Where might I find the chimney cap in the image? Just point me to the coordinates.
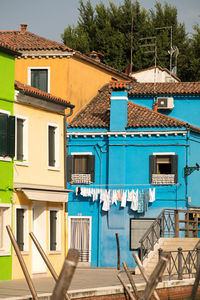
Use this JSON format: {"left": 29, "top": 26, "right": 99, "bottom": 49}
{"left": 20, "top": 24, "right": 27, "bottom": 32}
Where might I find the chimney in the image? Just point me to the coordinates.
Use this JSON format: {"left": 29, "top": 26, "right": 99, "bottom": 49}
{"left": 110, "top": 90, "right": 128, "bottom": 132}
{"left": 20, "top": 24, "right": 27, "bottom": 32}
{"left": 87, "top": 51, "right": 104, "bottom": 62}
{"left": 154, "top": 101, "right": 158, "bottom": 112}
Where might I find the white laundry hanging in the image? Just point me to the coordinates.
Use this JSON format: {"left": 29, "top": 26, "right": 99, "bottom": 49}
{"left": 149, "top": 188, "right": 155, "bottom": 202}
{"left": 130, "top": 189, "right": 139, "bottom": 211}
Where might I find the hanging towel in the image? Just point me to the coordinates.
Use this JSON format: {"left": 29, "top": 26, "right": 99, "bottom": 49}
{"left": 121, "top": 191, "right": 127, "bottom": 207}
{"left": 111, "top": 190, "right": 118, "bottom": 205}
{"left": 149, "top": 188, "right": 155, "bottom": 202}
{"left": 130, "top": 189, "right": 138, "bottom": 211}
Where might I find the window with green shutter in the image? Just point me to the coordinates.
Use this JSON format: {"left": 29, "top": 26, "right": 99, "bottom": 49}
{"left": 0, "top": 113, "right": 15, "bottom": 158}
{"left": 48, "top": 126, "right": 55, "bottom": 167}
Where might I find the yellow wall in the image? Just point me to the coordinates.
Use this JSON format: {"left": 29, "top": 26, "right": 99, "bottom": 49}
{"left": 15, "top": 56, "right": 126, "bottom": 119}
{"left": 14, "top": 102, "right": 64, "bottom": 187}
{"left": 12, "top": 192, "right": 65, "bottom": 279}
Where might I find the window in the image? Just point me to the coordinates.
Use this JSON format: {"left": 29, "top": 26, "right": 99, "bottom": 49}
{"left": 15, "top": 206, "right": 28, "bottom": 252}
{"left": 0, "top": 204, "right": 11, "bottom": 256}
{"left": 28, "top": 67, "right": 50, "bottom": 93}
{"left": 30, "top": 69, "right": 49, "bottom": 92}
{"left": 15, "top": 116, "right": 28, "bottom": 164}
{"left": 48, "top": 123, "right": 59, "bottom": 169}
{"left": 0, "top": 112, "right": 15, "bottom": 158}
{"left": 67, "top": 153, "right": 95, "bottom": 184}
{"left": 49, "top": 208, "right": 61, "bottom": 252}
{"left": 149, "top": 153, "right": 178, "bottom": 185}
{"left": 130, "top": 218, "right": 156, "bottom": 250}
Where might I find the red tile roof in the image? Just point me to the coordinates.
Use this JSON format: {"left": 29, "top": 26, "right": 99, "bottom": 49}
{"left": 128, "top": 82, "right": 200, "bottom": 95}
{"left": 109, "top": 81, "right": 131, "bottom": 90}
{"left": 0, "top": 41, "right": 21, "bottom": 55}
{"left": 0, "top": 31, "right": 72, "bottom": 51}
{"left": 15, "top": 81, "right": 74, "bottom": 108}
{"left": 68, "top": 84, "right": 189, "bottom": 129}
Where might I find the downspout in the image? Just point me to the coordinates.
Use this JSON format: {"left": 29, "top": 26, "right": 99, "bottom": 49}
{"left": 64, "top": 106, "right": 74, "bottom": 256}
{"left": 185, "top": 129, "right": 190, "bottom": 209}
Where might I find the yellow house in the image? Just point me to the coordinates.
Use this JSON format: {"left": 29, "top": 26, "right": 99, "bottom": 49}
{"left": 0, "top": 24, "right": 132, "bottom": 119}
{"left": 12, "top": 80, "right": 74, "bottom": 279}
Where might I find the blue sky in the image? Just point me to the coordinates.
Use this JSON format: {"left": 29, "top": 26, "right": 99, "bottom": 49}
{"left": 0, "top": 0, "right": 199, "bottom": 42}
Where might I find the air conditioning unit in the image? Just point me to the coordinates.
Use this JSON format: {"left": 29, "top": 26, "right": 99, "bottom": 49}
{"left": 157, "top": 97, "right": 174, "bottom": 110}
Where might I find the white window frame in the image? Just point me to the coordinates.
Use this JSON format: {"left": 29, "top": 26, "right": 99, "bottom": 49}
{"left": 49, "top": 207, "right": 61, "bottom": 253}
{"left": 0, "top": 109, "right": 11, "bottom": 162}
{"left": 0, "top": 203, "right": 11, "bottom": 256}
{"left": 68, "top": 216, "right": 92, "bottom": 263}
{"left": 15, "top": 115, "right": 28, "bottom": 166}
{"left": 47, "top": 122, "right": 60, "bottom": 170}
{"left": 28, "top": 67, "right": 50, "bottom": 93}
{"left": 15, "top": 205, "right": 29, "bottom": 253}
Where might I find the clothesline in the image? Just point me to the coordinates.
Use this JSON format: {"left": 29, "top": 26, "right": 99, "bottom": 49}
{"left": 78, "top": 187, "right": 156, "bottom": 213}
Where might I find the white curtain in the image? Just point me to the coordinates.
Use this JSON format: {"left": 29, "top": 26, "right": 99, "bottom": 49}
{"left": 70, "top": 218, "right": 90, "bottom": 262}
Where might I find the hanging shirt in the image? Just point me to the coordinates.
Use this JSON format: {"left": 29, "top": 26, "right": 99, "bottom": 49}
{"left": 130, "top": 189, "right": 138, "bottom": 211}
{"left": 149, "top": 188, "right": 155, "bottom": 202}
{"left": 121, "top": 191, "right": 127, "bottom": 207}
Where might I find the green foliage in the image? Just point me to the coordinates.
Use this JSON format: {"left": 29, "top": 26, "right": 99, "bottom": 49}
{"left": 61, "top": 0, "right": 200, "bottom": 81}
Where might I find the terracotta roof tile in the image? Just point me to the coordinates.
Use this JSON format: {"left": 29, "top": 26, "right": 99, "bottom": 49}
{"left": 128, "top": 82, "right": 200, "bottom": 95}
{"left": 15, "top": 80, "right": 74, "bottom": 108}
{"left": 0, "top": 40, "right": 21, "bottom": 55}
{"left": 68, "top": 84, "right": 189, "bottom": 129}
{"left": 0, "top": 31, "right": 72, "bottom": 51}
{"left": 109, "top": 81, "right": 131, "bottom": 90}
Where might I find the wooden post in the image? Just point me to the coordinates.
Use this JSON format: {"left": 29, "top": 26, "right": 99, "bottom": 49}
{"left": 194, "top": 213, "right": 198, "bottom": 238}
{"left": 178, "top": 248, "right": 183, "bottom": 280}
{"left": 185, "top": 212, "right": 189, "bottom": 237}
{"left": 6, "top": 226, "right": 38, "bottom": 300}
{"left": 174, "top": 210, "right": 179, "bottom": 237}
{"left": 117, "top": 273, "right": 136, "bottom": 300}
{"left": 140, "top": 252, "right": 170, "bottom": 300}
{"left": 51, "top": 249, "right": 79, "bottom": 300}
{"left": 30, "top": 232, "right": 70, "bottom": 300}
{"left": 133, "top": 253, "right": 160, "bottom": 300}
{"left": 115, "top": 233, "right": 120, "bottom": 270}
{"left": 122, "top": 262, "right": 140, "bottom": 300}
{"left": 190, "top": 265, "right": 200, "bottom": 299}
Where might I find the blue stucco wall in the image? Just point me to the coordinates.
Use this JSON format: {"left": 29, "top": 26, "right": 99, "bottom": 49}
{"left": 130, "top": 95, "right": 200, "bottom": 128}
{"left": 67, "top": 130, "right": 190, "bottom": 267}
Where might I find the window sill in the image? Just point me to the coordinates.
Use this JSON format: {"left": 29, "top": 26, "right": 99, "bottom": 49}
{"left": 0, "top": 251, "right": 11, "bottom": 257}
{"left": 48, "top": 166, "right": 60, "bottom": 172}
{"left": 49, "top": 250, "right": 62, "bottom": 255}
{"left": 0, "top": 156, "right": 12, "bottom": 162}
{"left": 15, "top": 161, "right": 29, "bottom": 167}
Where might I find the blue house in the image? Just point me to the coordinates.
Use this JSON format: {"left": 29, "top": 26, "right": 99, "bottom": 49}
{"left": 67, "top": 81, "right": 200, "bottom": 268}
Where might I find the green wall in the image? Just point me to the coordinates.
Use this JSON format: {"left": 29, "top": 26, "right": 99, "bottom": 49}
{"left": 0, "top": 50, "right": 15, "bottom": 280}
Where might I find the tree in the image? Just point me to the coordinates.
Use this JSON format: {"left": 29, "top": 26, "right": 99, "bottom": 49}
{"left": 61, "top": 0, "right": 199, "bottom": 81}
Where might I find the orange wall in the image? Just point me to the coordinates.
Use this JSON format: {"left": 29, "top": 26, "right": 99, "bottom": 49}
{"left": 15, "top": 56, "right": 125, "bottom": 119}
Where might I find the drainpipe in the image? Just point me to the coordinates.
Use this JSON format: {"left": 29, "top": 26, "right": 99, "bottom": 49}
{"left": 185, "top": 129, "right": 190, "bottom": 209}
{"left": 64, "top": 106, "right": 74, "bottom": 256}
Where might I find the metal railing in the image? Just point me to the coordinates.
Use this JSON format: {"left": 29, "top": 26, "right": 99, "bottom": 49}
{"left": 139, "top": 209, "right": 200, "bottom": 263}
{"left": 159, "top": 246, "right": 200, "bottom": 280}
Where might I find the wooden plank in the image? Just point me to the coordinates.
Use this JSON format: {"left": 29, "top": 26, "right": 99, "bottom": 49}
{"left": 140, "top": 252, "right": 170, "bottom": 300}
{"left": 51, "top": 249, "right": 79, "bottom": 300}
{"left": 116, "top": 233, "right": 120, "bottom": 270}
{"left": 122, "top": 262, "right": 140, "bottom": 300}
{"left": 117, "top": 273, "right": 136, "bottom": 300}
{"left": 133, "top": 253, "right": 160, "bottom": 300}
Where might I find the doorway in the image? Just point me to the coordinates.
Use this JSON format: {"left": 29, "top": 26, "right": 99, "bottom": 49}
{"left": 32, "top": 202, "right": 47, "bottom": 274}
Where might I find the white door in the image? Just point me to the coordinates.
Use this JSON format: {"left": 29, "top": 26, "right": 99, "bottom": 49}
{"left": 69, "top": 217, "right": 91, "bottom": 265}
{"left": 32, "top": 202, "right": 47, "bottom": 274}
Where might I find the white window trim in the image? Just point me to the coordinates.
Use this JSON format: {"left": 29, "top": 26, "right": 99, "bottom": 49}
{"left": 47, "top": 122, "right": 60, "bottom": 170}
{"left": 49, "top": 207, "right": 61, "bottom": 253}
{"left": 0, "top": 109, "right": 11, "bottom": 162}
{"left": 68, "top": 216, "right": 92, "bottom": 263}
{"left": 15, "top": 205, "right": 29, "bottom": 253}
{"left": 15, "top": 115, "right": 28, "bottom": 166}
{"left": 28, "top": 67, "right": 50, "bottom": 93}
{"left": 71, "top": 152, "right": 93, "bottom": 155}
{"left": 153, "top": 152, "right": 175, "bottom": 155}
{"left": 0, "top": 203, "right": 11, "bottom": 256}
